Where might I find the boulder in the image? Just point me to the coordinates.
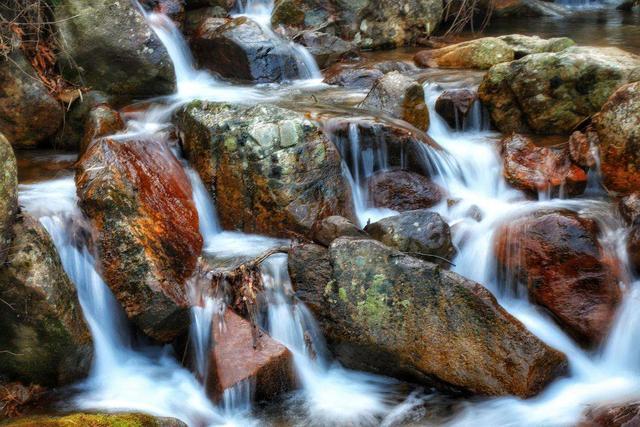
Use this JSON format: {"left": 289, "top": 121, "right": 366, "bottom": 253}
{"left": 0, "top": 215, "right": 93, "bottom": 387}
{"left": 176, "top": 102, "right": 353, "bottom": 238}
{"left": 80, "top": 105, "right": 125, "bottom": 155}
{"left": 76, "top": 138, "right": 201, "bottom": 342}
{"left": 478, "top": 47, "right": 640, "bottom": 134}
{"left": 568, "top": 129, "right": 597, "bottom": 170}
{"left": 323, "top": 65, "right": 384, "bottom": 89}
{"left": 55, "top": 0, "right": 175, "bottom": 99}
{"left": 290, "top": 238, "right": 567, "bottom": 397}
{"left": 364, "top": 210, "right": 456, "bottom": 266}
{"left": 500, "top": 134, "right": 588, "bottom": 197}
{"left": 4, "top": 413, "right": 187, "bottom": 426}
{"left": 619, "top": 193, "right": 640, "bottom": 226}
{"left": 592, "top": 82, "right": 640, "bottom": 195}
{"left": 0, "top": 51, "right": 63, "bottom": 148}
{"left": 497, "top": 34, "right": 575, "bottom": 59}
{"left": 0, "top": 133, "right": 18, "bottom": 264}
{"left": 580, "top": 402, "right": 640, "bottom": 427}
{"left": 313, "top": 215, "right": 367, "bottom": 246}
{"left": 435, "top": 89, "right": 477, "bottom": 129}
{"left": 359, "top": 71, "right": 429, "bottom": 130}
{"left": 288, "top": 243, "right": 332, "bottom": 316}
{"left": 495, "top": 210, "right": 622, "bottom": 346}
{"left": 207, "top": 309, "right": 295, "bottom": 401}
{"left": 298, "top": 31, "right": 357, "bottom": 69}
{"left": 191, "top": 17, "right": 303, "bottom": 83}
{"left": 367, "top": 170, "right": 443, "bottom": 211}
{"left": 414, "top": 38, "right": 515, "bottom": 70}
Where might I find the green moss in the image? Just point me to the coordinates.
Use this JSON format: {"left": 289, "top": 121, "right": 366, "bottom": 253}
{"left": 338, "top": 287, "right": 348, "bottom": 302}
{"left": 2, "top": 412, "right": 183, "bottom": 427}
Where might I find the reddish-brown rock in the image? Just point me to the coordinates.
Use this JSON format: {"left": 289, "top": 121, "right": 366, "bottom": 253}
{"left": 80, "top": 105, "right": 125, "bottom": 155}
{"left": 435, "top": 88, "right": 478, "bottom": 129}
{"left": 495, "top": 210, "right": 622, "bottom": 346}
{"left": 500, "top": 134, "right": 588, "bottom": 197}
{"left": 368, "top": 170, "right": 443, "bottom": 212}
{"left": 568, "top": 130, "right": 598, "bottom": 170}
{"left": 207, "top": 309, "right": 295, "bottom": 401}
{"left": 620, "top": 193, "right": 640, "bottom": 225}
{"left": 76, "top": 138, "right": 201, "bottom": 342}
{"left": 627, "top": 225, "right": 640, "bottom": 275}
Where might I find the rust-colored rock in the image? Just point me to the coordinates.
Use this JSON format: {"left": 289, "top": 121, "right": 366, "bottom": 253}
{"left": 207, "top": 309, "right": 295, "bottom": 401}
{"left": 620, "top": 193, "right": 640, "bottom": 226}
{"left": 76, "top": 138, "right": 201, "bottom": 342}
{"left": 495, "top": 210, "right": 622, "bottom": 346}
{"left": 568, "top": 129, "right": 598, "bottom": 170}
{"left": 500, "top": 134, "right": 588, "bottom": 197}
{"left": 368, "top": 170, "right": 443, "bottom": 212}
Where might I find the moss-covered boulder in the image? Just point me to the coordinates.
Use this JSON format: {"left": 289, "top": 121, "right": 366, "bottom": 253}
{"left": 0, "top": 215, "right": 93, "bottom": 387}
{"left": 175, "top": 102, "right": 353, "bottom": 238}
{"left": 2, "top": 412, "right": 186, "bottom": 426}
{"left": 0, "top": 133, "right": 18, "bottom": 264}
{"left": 479, "top": 46, "right": 640, "bottom": 134}
{"left": 290, "top": 238, "right": 568, "bottom": 397}
{"left": 55, "top": 0, "right": 175, "bottom": 100}
{"left": 497, "top": 34, "right": 575, "bottom": 59}
{"left": 415, "top": 37, "right": 514, "bottom": 70}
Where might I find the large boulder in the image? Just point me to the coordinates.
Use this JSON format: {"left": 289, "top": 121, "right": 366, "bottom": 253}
{"left": 592, "top": 82, "right": 640, "bottom": 195}
{"left": 367, "top": 170, "right": 443, "bottom": 211}
{"left": 364, "top": 210, "right": 456, "bottom": 266}
{"left": 76, "top": 138, "right": 201, "bottom": 342}
{"left": 500, "top": 134, "right": 588, "bottom": 197}
{"left": 0, "top": 51, "right": 63, "bottom": 148}
{"left": 414, "top": 37, "right": 515, "bottom": 70}
{"left": 4, "top": 413, "right": 187, "bottom": 426}
{"left": 55, "top": 0, "right": 175, "bottom": 100}
{"left": 290, "top": 238, "right": 568, "bottom": 397}
{"left": 191, "top": 17, "right": 303, "bottom": 83}
{"left": 0, "top": 133, "right": 18, "bottom": 264}
{"left": 479, "top": 47, "right": 640, "bottom": 134}
{"left": 495, "top": 210, "right": 622, "bottom": 346}
{"left": 0, "top": 215, "right": 93, "bottom": 387}
{"left": 359, "top": 71, "right": 429, "bottom": 130}
{"left": 176, "top": 102, "right": 353, "bottom": 238}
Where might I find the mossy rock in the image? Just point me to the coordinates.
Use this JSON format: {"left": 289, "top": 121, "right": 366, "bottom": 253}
{"left": 2, "top": 412, "right": 186, "bottom": 427}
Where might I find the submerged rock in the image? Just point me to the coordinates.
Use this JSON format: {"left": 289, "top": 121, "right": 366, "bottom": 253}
{"left": 176, "top": 102, "right": 353, "bottom": 238}
{"left": 207, "top": 309, "right": 295, "bottom": 401}
{"left": 0, "top": 51, "right": 63, "bottom": 148}
{"left": 479, "top": 47, "right": 640, "bottom": 134}
{"left": 359, "top": 72, "right": 429, "bottom": 130}
{"left": 290, "top": 238, "right": 568, "bottom": 397}
{"left": 0, "top": 133, "right": 18, "bottom": 264}
{"left": 414, "top": 38, "right": 515, "bottom": 70}
{"left": 4, "top": 413, "right": 187, "bottom": 426}
{"left": 367, "top": 170, "right": 443, "bottom": 212}
{"left": 0, "top": 215, "right": 93, "bottom": 386}
{"left": 435, "top": 89, "right": 477, "bottom": 129}
{"left": 500, "top": 134, "right": 588, "bottom": 197}
{"left": 495, "top": 210, "right": 622, "bottom": 346}
{"left": 76, "top": 138, "right": 201, "bottom": 342}
{"left": 55, "top": 0, "right": 175, "bottom": 100}
{"left": 364, "top": 210, "right": 456, "bottom": 266}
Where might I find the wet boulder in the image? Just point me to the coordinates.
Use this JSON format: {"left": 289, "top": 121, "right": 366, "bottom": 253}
{"left": 0, "top": 215, "right": 93, "bottom": 387}
{"left": 568, "top": 129, "right": 597, "bottom": 170}
{"left": 76, "top": 138, "right": 201, "bottom": 342}
{"left": 359, "top": 72, "right": 429, "bottom": 130}
{"left": 364, "top": 210, "right": 456, "bottom": 267}
{"left": 435, "top": 89, "right": 477, "bottom": 129}
{"left": 298, "top": 31, "right": 357, "bottom": 69}
{"left": 500, "top": 134, "right": 588, "bottom": 197}
{"left": 592, "top": 82, "right": 640, "bottom": 195}
{"left": 495, "top": 210, "right": 622, "bottom": 346}
{"left": 580, "top": 402, "right": 640, "bottom": 426}
{"left": 478, "top": 47, "right": 640, "bottom": 134}
{"left": 414, "top": 38, "right": 515, "bottom": 70}
{"left": 207, "top": 309, "right": 295, "bottom": 401}
{"left": 4, "top": 413, "right": 187, "bottom": 426}
{"left": 191, "top": 17, "right": 303, "bottom": 83}
{"left": 290, "top": 238, "right": 567, "bottom": 397}
{"left": 80, "top": 105, "right": 125, "bottom": 155}
{"left": 0, "top": 51, "right": 63, "bottom": 148}
{"left": 0, "top": 133, "right": 18, "bottom": 264}
{"left": 55, "top": 0, "right": 175, "bottom": 100}
{"left": 313, "top": 215, "right": 367, "bottom": 246}
{"left": 176, "top": 102, "right": 353, "bottom": 238}
{"left": 367, "top": 170, "right": 443, "bottom": 211}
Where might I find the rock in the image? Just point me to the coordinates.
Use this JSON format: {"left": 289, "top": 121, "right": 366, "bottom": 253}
{"left": 323, "top": 65, "right": 384, "bottom": 89}
{"left": 364, "top": 210, "right": 456, "bottom": 266}
{"left": 359, "top": 72, "right": 429, "bottom": 130}
{"left": 55, "top": 0, "right": 175, "bottom": 100}
{"left": 492, "top": 0, "right": 572, "bottom": 17}
{"left": 80, "top": 105, "right": 125, "bottom": 155}
{"left": 140, "top": 0, "right": 186, "bottom": 25}
{"left": 76, "top": 138, "right": 201, "bottom": 342}
{"left": 184, "top": 9, "right": 229, "bottom": 36}
{"left": 500, "top": 134, "right": 588, "bottom": 197}
{"left": 299, "top": 31, "right": 357, "bottom": 69}
{"left": 191, "top": 17, "right": 304, "bottom": 83}
{"left": 414, "top": 38, "right": 515, "bottom": 70}
{"left": 619, "top": 193, "right": 640, "bottom": 225}
{"left": 367, "top": 170, "right": 443, "bottom": 211}
{"left": 207, "top": 309, "right": 294, "bottom": 401}
{"left": 497, "top": 34, "right": 575, "bottom": 59}
{"left": 4, "top": 413, "right": 187, "bottom": 426}
{"left": 0, "top": 133, "right": 18, "bottom": 264}
{"left": 617, "top": 0, "right": 640, "bottom": 10}
{"left": 176, "top": 102, "right": 353, "bottom": 238}
{"left": 0, "top": 215, "right": 93, "bottom": 386}
{"left": 435, "top": 89, "right": 477, "bottom": 129}
{"left": 580, "top": 402, "right": 640, "bottom": 427}
{"left": 313, "top": 215, "right": 367, "bottom": 246}
{"left": 627, "top": 225, "right": 640, "bottom": 275}
{"left": 495, "top": 210, "right": 622, "bottom": 346}
{"left": 290, "top": 238, "right": 567, "bottom": 397}
{"left": 288, "top": 243, "right": 332, "bottom": 316}
{"left": 54, "top": 91, "right": 112, "bottom": 151}
{"left": 186, "top": 0, "right": 236, "bottom": 11}
{"left": 0, "top": 51, "right": 63, "bottom": 148}
{"left": 372, "top": 60, "right": 417, "bottom": 74}
{"left": 478, "top": 47, "right": 640, "bottom": 134}
{"left": 568, "top": 129, "right": 597, "bottom": 170}
{"left": 592, "top": 82, "right": 640, "bottom": 195}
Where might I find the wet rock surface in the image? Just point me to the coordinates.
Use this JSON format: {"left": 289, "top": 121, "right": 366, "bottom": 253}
{"left": 323, "top": 65, "right": 384, "bottom": 89}
{"left": 414, "top": 37, "right": 515, "bottom": 69}
{"left": 76, "top": 138, "right": 201, "bottom": 342}
{"left": 367, "top": 170, "right": 444, "bottom": 211}
{"left": 80, "top": 105, "right": 125, "bottom": 155}
{"left": 435, "top": 89, "right": 478, "bottom": 129}
{"left": 580, "top": 402, "right": 640, "bottom": 427}
{"left": 0, "top": 133, "right": 18, "bottom": 264}
{"left": 313, "top": 215, "right": 367, "bottom": 246}
{"left": 298, "top": 31, "right": 357, "bottom": 69}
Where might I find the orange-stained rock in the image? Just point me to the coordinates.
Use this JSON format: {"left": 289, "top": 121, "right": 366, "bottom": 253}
{"left": 80, "top": 105, "right": 125, "bottom": 155}
{"left": 495, "top": 210, "right": 622, "bottom": 346}
{"left": 568, "top": 129, "right": 598, "bottom": 170}
{"left": 500, "top": 134, "right": 588, "bottom": 197}
{"left": 76, "top": 138, "right": 202, "bottom": 342}
{"left": 207, "top": 309, "right": 295, "bottom": 401}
